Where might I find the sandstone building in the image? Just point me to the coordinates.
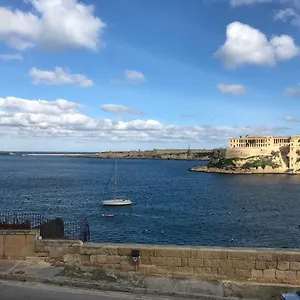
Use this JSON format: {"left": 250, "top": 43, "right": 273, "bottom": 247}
{"left": 227, "top": 135, "right": 300, "bottom": 172}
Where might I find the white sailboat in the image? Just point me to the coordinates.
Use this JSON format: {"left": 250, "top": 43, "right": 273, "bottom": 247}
{"left": 102, "top": 161, "right": 132, "bottom": 206}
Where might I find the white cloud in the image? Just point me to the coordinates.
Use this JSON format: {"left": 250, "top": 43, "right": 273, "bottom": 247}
{"left": 124, "top": 70, "right": 146, "bottom": 84}
{"left": 274, "top": 8, "right": 300, "bottom": 26}
{"left": 214, "top": 22, "right": 299, "bottom": 69}
{"left": 230, "top": 0, "right": 272, "bottom": 7}
{"left": 283, "top": 115, "right": 298, "bottom": 121}
{"left": 29, "top": 67, "right": 94, "bottom": 87}
{"left": 285, "top": 87, "right": 300, "bottom": 96}
{"left": 0, "top": 53, "right": 23, "bottom": 61}
{"left": 101, "top": 104, "right": 143, "bottom": 115}
{"left": 217, "top": 83, "right": 247, "bottom": 94}
{"left": 0, "top": 0, "right": 105, "bottom": 51}
{"left": 0, "top": 96, "right": 286, "bottom": 147}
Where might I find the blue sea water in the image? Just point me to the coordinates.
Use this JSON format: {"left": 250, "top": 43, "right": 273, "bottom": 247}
{"left": 0, "top": 156, "right": 300, "bottom": 248}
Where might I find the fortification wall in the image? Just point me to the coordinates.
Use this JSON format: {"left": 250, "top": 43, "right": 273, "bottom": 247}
{"left": 225, "top": 148, "right": 276, "bottom": 159}
{"left": 0, "top": 230, "right": 38, "bottom": 259}
{"left": 34, "top": 240, "right": 300, "bottom": 285}
{"left": 3, "top": 229, "right": 300, "bottom": 285}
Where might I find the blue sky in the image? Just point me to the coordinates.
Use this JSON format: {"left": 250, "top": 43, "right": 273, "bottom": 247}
{"left": 1, "top": 0, "right": 300, "bottom": 151}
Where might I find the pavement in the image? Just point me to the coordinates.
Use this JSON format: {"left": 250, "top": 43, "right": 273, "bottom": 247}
{"left": 0, "top": 280, "right": 195, "bottom": 300}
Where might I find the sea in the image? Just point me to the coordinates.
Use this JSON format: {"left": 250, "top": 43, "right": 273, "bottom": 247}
{"left": 0, "top": 155, "right": 299, "bottom": 248}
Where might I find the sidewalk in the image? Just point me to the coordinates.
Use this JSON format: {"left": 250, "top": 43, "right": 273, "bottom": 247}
{"left": 0, "top": 259, "right": 288, "bottom": 300}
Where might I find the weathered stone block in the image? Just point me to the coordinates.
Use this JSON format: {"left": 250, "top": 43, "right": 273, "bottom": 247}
{"left": 290, "top": 262, "right": 300, "bottom": 271}
{"left": 251, "top": 269, "right": 263, "bottom": 278}
{"left": 238, "top": 260, "right": 255, "bottom": 269}
{"left": 181, "top": 258, "right": 187, "bottom": 267}
{"left": 199, "top": 250, "right": 214, "bottom": 259}
{"left": 277, "top": 261, "right": 289, "bottom": 271}
{"left": 150, "top": 256, "right": 165, "bottom": 266}
{"left": 173, "top": 257, "right": 182, "bottom": 267}
{"left": 145, "top": 265, "right": 157, "bottom": 274}
{"left": 141, "top": 256, "right": 150, "bottom": 265}
{"left": 213, "top": 250, "right": 222, "bottom": 259}
{"left": 232, "top": 260, "right": 239, "bottom": 269}
{"left": 154, "top": 248, "right": 165, "bottom": 257}
{"left": 218, "top": 267, "right": 235, "bottom": 276}
{"left": 105, "top": 246, "right": 118, "bottom": 255}
{"left": 107, "top": 255, "right": 121, "bottom": 264}
{"left": 68, "top": 245, "right": 81, "bottom": 255}
{"left": 228, "top": 251, "right": 246, "bottom": 260}
{"left": 266, "top": 261, "right": 277, "bottom": 269}
{"left": 81, "top": 254, "right": 90, "bottom": 264}
{"left": 204, "top": 259, "right": 220, "bottom": 268}
{"left": 275, "top": 270, "right": 285, "bottom": 280}
{"left": 244, "top": 252, "right": 258, "bottom": 261}
{"left": 286, "top": 271, "right": 297, "bottom": 281}
{"left": 273, "top": 253, "right": 287, "bottom": 262}
{"left": 188, "top": 258, "right": 204, "bottom": 267}
{"left": 165, "top": 257, "right": 175, "bottom": 266}
{"left": 176, "top": 249, "right": 191, "bottom": 258}
{"left": 255, "top": 260, "right": 266, "bottom": 270}
{"left": 90, "top": 255, "right": 97, "bottom": 263}
{"left": 287, "top": 254, "right": 300, "bottom": 262}
{"left": 263, "top": 269, "right": 276, "bottom": 279}
{"left": 117, "top": 247, "right": 132, "bottom": 256}
{"left": 257, "top": 253, "right": 273, "bottom": 261}
{"left": 156, "top": 266, "right": 173, "bottom": 275}
{"left": 96, "top": 255, "right": 108, "bottom": 264}
{"left": 220, "top": 251, "right": 228, "bottom": 260}
{"left": 235, "top": 269, "right": 251, "bottom": 278}
{"left": 219, "top": 260, "right": 232, "bottom": 269}
{"left": 164, "top": 249, "right": 175, "bottom": 257}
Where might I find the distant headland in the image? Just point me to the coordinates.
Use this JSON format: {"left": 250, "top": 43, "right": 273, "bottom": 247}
{"left": 2, "top": 149, "right": 212, "bottom": 161}
{"left": 189, "top": 135, "right": 300, "bottom": 175}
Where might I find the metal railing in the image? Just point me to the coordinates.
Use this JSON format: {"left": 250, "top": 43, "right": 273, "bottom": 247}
{"left": 0, "top": 212, "right": 90, "bottom": 241}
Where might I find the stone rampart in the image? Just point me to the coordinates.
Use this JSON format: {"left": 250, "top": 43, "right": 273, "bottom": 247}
{"left": 35, "top": 241, "right": 300, "bottom": 285}
{"left": 0, "top": 229, "right": 38, "bottom": 259}
{"left": 225, "top": 148, "right": 274, "bottom": 159}
{"left": 2, "top": 229, "right": 300, "bottom": 286}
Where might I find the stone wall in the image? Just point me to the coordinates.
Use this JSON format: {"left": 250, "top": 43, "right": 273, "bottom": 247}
{"left": 0, "top": 230, "right": 38, "bottom": 259}
{"left": 225, "top": 148, "right": 274, "bottom": 159}
{"left": 35, "top": 241, "right": 300, "bottom": 285}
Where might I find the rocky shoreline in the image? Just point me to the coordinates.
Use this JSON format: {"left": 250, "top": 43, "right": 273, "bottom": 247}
{"left": 188, "top": 165, "right": 296, "bottom": 175}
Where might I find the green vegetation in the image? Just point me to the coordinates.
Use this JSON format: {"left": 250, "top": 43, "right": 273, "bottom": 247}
{"left": 209, "top": 158, "right": 236, "bottom": 168}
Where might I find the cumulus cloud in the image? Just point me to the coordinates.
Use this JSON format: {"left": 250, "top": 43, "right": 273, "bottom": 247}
{"left": 285, "top": 87, "right": 300, "bottom": 96}
{"left": 101, "top": 104, "right": 143, "bottom": 115}
{"left": 217, "top": 83, "right": 247, "bottom": 94}
{"left": 0, "top": 53, "right": 23, "bottom": 61}
{"left": 214, "top": 22, "right": 299, "bottom": 69}
{"left": 283, "top": 115, "right": 299, "bottom": 121}
{"left": 274, "top": 8, "right": 300, "bottom": 26}
{"left": 0, "top": 96, "right": 286, "bottom": 145}
{"left": 230, "top": 0, "right": 272, "bottom": 7}
{"left": 124, "top": 70, "right": 146, "bottom": 84}
{"left": 29, "top": 67, "right": 94, "bottom": 87}
{"left": 0, "top": 0, "right": 105, "bottom": 51}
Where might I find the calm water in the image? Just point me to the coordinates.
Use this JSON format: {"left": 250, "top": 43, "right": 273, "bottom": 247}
{"left": 1, "top": 156, "right": 300, "bottom": 248}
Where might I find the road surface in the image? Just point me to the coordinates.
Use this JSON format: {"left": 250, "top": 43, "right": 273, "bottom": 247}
{"left": 0, "top": 280, "right": 193, "bottom": 300}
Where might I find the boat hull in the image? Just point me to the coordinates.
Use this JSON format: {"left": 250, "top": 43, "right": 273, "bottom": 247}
{"left": 102, "top": 199, "right": 132, "bottom": 206}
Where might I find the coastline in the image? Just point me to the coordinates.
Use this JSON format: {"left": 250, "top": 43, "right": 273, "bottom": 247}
{"left": 188, "top": 165, "right": 296, "bottom": 175}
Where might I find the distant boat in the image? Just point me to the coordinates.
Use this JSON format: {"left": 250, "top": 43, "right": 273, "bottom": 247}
{"left": 102, "top": 161, "right": 132, "bottom": 206}
{"left": 102, "top": 213, "right": 115, "bottom": 217}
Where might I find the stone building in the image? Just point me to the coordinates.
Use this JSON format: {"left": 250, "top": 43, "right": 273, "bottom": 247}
{"left": 227, "top": 135, "right": 300, "bottom": 172}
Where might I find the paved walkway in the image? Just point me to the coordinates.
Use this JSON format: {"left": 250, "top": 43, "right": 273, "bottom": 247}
{"left": 0, "top": 280, "right": 196, "bottom": 300}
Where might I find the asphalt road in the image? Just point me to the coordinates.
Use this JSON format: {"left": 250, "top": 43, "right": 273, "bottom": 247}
{"left": 0, "top": 280, "right": 192, "bottom": 300}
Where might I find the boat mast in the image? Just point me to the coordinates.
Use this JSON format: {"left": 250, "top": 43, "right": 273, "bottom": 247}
{"left": 114, "top": 160, "right": 117, "bottom": 199}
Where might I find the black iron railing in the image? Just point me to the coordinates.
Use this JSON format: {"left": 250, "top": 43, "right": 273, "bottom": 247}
{"left": 0, "top": 212, "right": 90, "bottom": 241}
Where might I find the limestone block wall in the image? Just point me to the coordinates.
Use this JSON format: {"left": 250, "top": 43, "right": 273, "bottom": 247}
{"left": 0, "top": 230, "right": 38, "bottom": 259}
{"left": 225, "top": 148, "right": 275, "bottom": 159}
{"left": 35, "top": 241, "right": 300, "bottom": 285}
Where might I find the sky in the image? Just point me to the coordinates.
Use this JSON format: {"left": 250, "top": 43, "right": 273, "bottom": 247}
{"left": 1, "top": 0, "right": 300, "bottom": 151}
